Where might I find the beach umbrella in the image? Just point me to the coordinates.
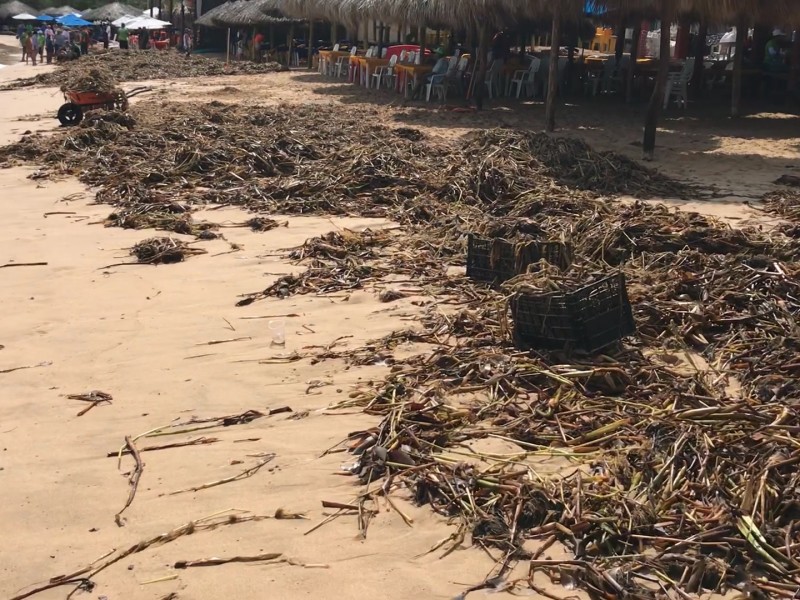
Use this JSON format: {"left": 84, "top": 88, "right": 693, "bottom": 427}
{"left": 124, "top": 15, "right": 171, "bottom": 29}
{"left": 36, "top": 13, "right": 55, "bottom": 21}
{"left": 111, "top": 14, "right": 137, "bottom": 26}
{"left": 12, "top": 12, "right": 37, "bottom": 19}
{"left": 57, "top": 13, "right": 91, "bottom": 25}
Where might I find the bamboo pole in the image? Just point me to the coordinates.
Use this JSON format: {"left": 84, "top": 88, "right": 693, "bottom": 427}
{"left": 642, "top": 2, "right": 673, "bottom": 159}
{"left": 626, "top": 22, "right": 641, "bottom": 103}
{"left": 731, "top": 15, "right": 747, "bottom": 117}
{"left": 544, "top": 4, "right": 561, "bottom": 132}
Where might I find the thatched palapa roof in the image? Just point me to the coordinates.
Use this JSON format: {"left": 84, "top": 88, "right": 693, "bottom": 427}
{"left": 81, "top": 2, "right": 143, "bottom": 21}
{"left": 0, "top": 0, "right": 34, "bottom": 19}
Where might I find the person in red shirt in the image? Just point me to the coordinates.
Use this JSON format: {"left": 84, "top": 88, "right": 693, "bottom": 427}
{"left": 253, "top": 31, "right": 264, "bottom": 62}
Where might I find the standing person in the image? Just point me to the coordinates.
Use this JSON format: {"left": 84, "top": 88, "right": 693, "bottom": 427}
{"left": 36, "top": 28, "right": 45, "bottom": 63}
{"left": 104, "top": 20, "right": 111, "bottom": 49}
{"left": 80, "top": 28, "right": 89, "bottom": 55}
{"left": 253, "top": 30, "right": 264, "bottom": 62}
{"left": 182, "top": 28, "right": 192, "bottom": 57}
{"left": 116, "top": 23, "right": 129, "bottom": 50}
{"left": 19, "top": 28, "right": 28, "bottom": 63}
{"left": 45, "top": 25, "right": 55, "bottom": 64}
{"left": 27, "top": 31, "right": 38, "bottom": 66}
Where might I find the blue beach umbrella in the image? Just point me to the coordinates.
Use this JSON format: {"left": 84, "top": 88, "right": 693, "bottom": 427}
{"left": 57, "top": 13, "right": 91, "bottom": 26}
{"left": 36, "top": 13, "right": 56, "bottom": 21}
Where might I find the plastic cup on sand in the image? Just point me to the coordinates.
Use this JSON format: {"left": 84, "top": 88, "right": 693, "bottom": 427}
{"left": 268, "top": 319, "right": 286, "bottom": 346}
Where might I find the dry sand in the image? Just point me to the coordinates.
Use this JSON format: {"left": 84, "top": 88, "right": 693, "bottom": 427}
{"left": 0, "top": 51, "right": 796, "bottom": 600}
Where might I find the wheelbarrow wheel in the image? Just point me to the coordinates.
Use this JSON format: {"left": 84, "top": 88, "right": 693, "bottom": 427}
{"left": 57, "top": 102, "right": 83, "bottom": 126}
{"left": 113, "top": 93, "right": 129, "bottom": 111}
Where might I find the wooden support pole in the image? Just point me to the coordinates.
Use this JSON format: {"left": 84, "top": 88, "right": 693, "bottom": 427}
{"left": 690, "top": 21, "right": 707, "bottom": 97}
{"left": 626, "top": 22, "right": 641, "bottom": 103}
{"left": 226, "top": 27, "right": 230, "bottom": 64}
{"left": 417, "top": 24, "right": 427, "bottom": 63}
{"left": 473, "top": 24, "right": 489, "bottom": 109}
{"left": 269, "top": 23, "right": 274, "bottom": 58}
{"left": 331, "top": 20, "right": 336, "bottom": 44}
{"left": 545, "top": 4, "right": 561, "bottom": 132}
{"left": 614, "top": 17, "right": 627, "bottom": 64}
{"left": 307, "top": 19, "right": 314, "bottom": 70}
{"left": 287, "top": 23, "right": 294, "bottom": 67}
{"left": 731, "top": 15, "right": 747, "bottom": 117}
{"left": 790, "top": 28, "right": 800, "bottom": 95}
{"left": 642, "top": 1, "right": 673, "bottom": 159}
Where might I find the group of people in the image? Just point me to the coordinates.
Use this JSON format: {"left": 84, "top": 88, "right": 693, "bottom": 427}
{"left": 15, "top": 20, "right": 194, "bottom": 64}
{"left": 16, "top": 23, "right": 85, "bottom": 66}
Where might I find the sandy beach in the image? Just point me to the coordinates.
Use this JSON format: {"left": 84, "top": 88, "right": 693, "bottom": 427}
{"left": 1, "top": 45, "right": 798, "bottom": 600}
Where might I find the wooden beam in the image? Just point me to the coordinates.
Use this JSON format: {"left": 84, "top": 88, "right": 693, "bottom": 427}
{"left": 731, "top": 14, "right": 746, "bottom": 117}
{"left": 545, "top": 4, "right": 561, "bottom": 132}
{"left": 642, "top": 1, "right": 673, "bottom": 160}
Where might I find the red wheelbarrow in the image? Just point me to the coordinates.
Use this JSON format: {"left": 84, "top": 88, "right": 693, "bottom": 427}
{"left": 57, "top": 89, "right": 129, "bottom": 126}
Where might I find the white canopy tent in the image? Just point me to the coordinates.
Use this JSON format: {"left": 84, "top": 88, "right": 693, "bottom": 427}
{"left": 12, "top": 12, "right": 36, "bottom": 19}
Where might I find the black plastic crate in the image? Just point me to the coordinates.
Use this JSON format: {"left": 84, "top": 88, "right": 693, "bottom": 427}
{"left": 467, "top": 235, "right": 573, "bottom": 283}
{"left": 511, "top": 272, "right": 635, "bottom": 353}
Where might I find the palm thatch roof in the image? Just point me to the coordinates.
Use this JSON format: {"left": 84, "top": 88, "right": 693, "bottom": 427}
{"left": 613, "top": 0, "right": 800, "bottom": 22}
{"left": 280, "top": 0, "right": 344, "bottom": 21}
{"left": 196, "top": 0, "right": 300, "bottom": 27}
{"left": 44, "top": 5, "right": 81, "bottom": 15}
{"left": 281, "top": 0, "right": 592, "bottom": 28}
{"left": 0, "top": 0, "right": 34, "bottom": 19}
{"left": 277, "top": 0, "right": 799, "bottom": 28}
{"left": 81, "top": 2, "right": 143, "bottom": 21}
{"left": 195, "top": 1, "right": 226, "bottom": 26}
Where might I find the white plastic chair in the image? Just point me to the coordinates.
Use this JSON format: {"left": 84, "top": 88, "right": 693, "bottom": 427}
{"left": 406, "top": 50, "right": 416, "bottom": 63}
{"left": 426, "top": 57, "right": 454, "bottom": 102}
{"left": 399, "top": 49, "right": 407, "bottom": 63}
{"left": 484, "top": 59, "right": 504, "bottom": 99}
{"left": 381, "top": 47, "right": 388, "bottom": 58}
{"left": 663, "top": 57, "right": 695, "bottom": 109}
{"left": 334, "top": 54, "right": 349, "bottom": 78}
{"left": 373, "top": 54, "right": 398, "bottom": 88}
{"left": 332, "top": 43, "right": 340, "bottom": 51}
{"left": 508, "top": 57, "right": 541, "bottom": 98}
